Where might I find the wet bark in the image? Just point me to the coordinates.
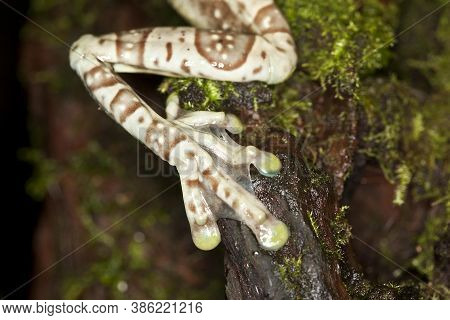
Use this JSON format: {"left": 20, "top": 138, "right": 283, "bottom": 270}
{"left": 220, "top": 138, "right": 349, "bottom": 299}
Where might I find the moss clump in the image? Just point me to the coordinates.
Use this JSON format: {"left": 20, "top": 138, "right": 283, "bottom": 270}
{"left": 331, "top": 206, "right": 352, "bottom": 259}
{"left": 159, "top": 78, "right": 272, "bottom": 112}
{"left": 308, "top": 205, "right": 352, "bottom": 261}
{"left": 270, "top": 72, "right": 314, "bottom": 136}
{"left": 277, "top": 255, "right": 303, "bottom": 298}
{"left": 159, "top": 78, "right": 231, "bottom": 111}
{"left": 412, "top": 213, "right": 449, "bottom": 279}
{"left": 360, "top": 77, "right": 449, "bottom": 207}
{"left": 163, "top": 0, "right": 397, "bottom": 135}
{"left": 276, "top": 0, "right": 395, "bottom": 97}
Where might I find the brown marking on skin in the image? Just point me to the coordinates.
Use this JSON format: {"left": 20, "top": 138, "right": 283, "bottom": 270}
{"left": 186, "top": 179, "right": 201, "bottom": 188}
{"left": 179, "top": 37, "right": 185, "bottom": 43}
{"left": 181, "top": 59, "right": 191, "bottom": 74}
{"left": 232, "top": 199, "right": 239, "bottom": 210}
{"left": 252, "top": 66, "right": 263, "bottom": 74}
{"left": 207, "top": 176, "right": 219, "bottom": 193}
{"left": 242, "top": 76, "right": 246, "bottom": 81}
{"left": 144, "top": 119, "right": 159, "bottom": 145}
{"left": 204, "top": 217, "right": 216, "bottom": 227}
{"left": 192, "top": 217, "right": 214, "bottom": 230}
{"left": 154, "top": 58, "right": 159, "bottom": 66}
{"left": 224, "top": 188, "right": 230, "bottom": 198}
{"left": 159, "top": 126, "right": 171, "bottom": 160}
{"left": 151, "top": 119, "right": 161, "bottom": 129}
{"left": 138, "top": 116, "right": 144, "bottom": 123}
{"left": 115, "top": 29, "right": 152, "bottom": 67}
{"left": 201, "top": 1, "right": 250, "bottom": 32}
{"left": 145, "top": 126, "right": 152, "bottom": 144}
{"left": 261, "top": 51, "right": 267, "bottom": 60}
{"left": 119, "top": 102, "right": 141, "bottom": 123}
{"left": 276, "top": 46, "right": 287, "bottom": 53}
{"left": 181, "top": 30, "right": 186, "bottom": 36}
{"left": 188, "top": 202, "right": 196, "bottom": 213}
{"left": 99, "top": 39, "right": 106, "bottom": 45}
{"left": 202, "top": 169, "right": 211, "bottom": 176}
{"left": 115, "top": 33, "right": 124, "bottom": 61}
{"left": 254, "top": 4, "right": 291, "bottom": 35}
{"left": 163, "top": 149, "right": 170, "bottom": 161}
{"left": 168, "top": 134, "right": 187, "bottom": 152}
{"left": 166, "top": 42, "right": 173, "bottom": 62}
{"left": 110, "top": 89, "right": 139, "bottom": 117}
{"left": 137, "top": 29, "right": 151, "bottom": 66}
{"left": 287, "top": 38, "right": 294, "bottom": 46}
{"left": 186, "top": 151, "right": 196, "bottom": 159}
{"left": 84, "top": 66, "right": 118, "bottom": 91}
{"left": 194, "top": 30, "right": 255, "bottom": 71}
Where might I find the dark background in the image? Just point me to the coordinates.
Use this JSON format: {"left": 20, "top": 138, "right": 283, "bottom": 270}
{"left": 0, "top": 0, "right": 38, "bottom": 299}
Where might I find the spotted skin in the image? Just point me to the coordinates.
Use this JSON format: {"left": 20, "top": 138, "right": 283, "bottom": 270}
{"left": 70, "top": 0, "right": 295, "bottom": 251}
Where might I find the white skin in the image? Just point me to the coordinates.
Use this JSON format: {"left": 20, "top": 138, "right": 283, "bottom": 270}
{"left": 70, "top": 0, "right": 297, "bottom": 251}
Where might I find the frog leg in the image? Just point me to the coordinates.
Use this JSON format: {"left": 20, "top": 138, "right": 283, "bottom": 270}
{"left": 70, "top": 1, "right": 296, "bottom": 85}
{"left": 70, "top": 48, "right": 288, "bottom": 250}
{"left": 70, "top": 0, "right": 295, "bottom": 250}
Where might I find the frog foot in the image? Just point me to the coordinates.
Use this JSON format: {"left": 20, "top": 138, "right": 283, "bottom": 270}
{"left": 166, "top": 94, "right": 289, "bottom": 250}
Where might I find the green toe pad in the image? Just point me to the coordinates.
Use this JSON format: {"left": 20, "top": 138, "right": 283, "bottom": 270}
{"left": 256, "top": 219, "right": 290, "bottom": 251}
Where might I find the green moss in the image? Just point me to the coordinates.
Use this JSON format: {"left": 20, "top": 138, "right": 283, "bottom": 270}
{"left": 276, "top": 0, "right": 395, "bottom": 97}
{"left": 392, "top": 164, "right": 412, "bottom": 206}
{"left": 307, "top": 205, "right": 351, "bottom": 261}
{"left": 412, "top": 211, "right": 449, "bottom": 278}
{"left": 159, "top": 78, "right": 238, "bottom": 112}
{"left": 359, "top": 6, "right": 449, "bottom": 285}
{"left": 270, "top": 72, "right": 314, "bottom": 135}
{"left": 306, "top": 211, "right": 320, "bottom": 238}
{"left": 277, "top": 255, "right": 303, "bottom": 298}
{"left": 331, "top": 206, "right": 352, "bottom": 259}
{"left": 360, "top": 77, "right": 449, "bottom": 207}
{"left": 162, "top": 0, "right": 396, "bottom": 134}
